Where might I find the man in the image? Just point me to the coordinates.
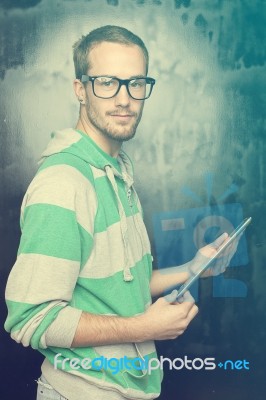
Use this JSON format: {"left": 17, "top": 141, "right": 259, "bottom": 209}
{"left": 5, "top": 26, "right": 232, "bottom": 400}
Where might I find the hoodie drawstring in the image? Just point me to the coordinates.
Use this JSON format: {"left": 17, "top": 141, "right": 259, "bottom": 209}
{"left": 105, "top": 165, "right": 134, "bottom": 282}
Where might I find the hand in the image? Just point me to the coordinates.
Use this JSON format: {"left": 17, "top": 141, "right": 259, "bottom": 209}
{"left": 188, "top": 232, "right": 239, "bottom": 278}
{"left": 142, "top": 291, "right": 198, "bottom": 340}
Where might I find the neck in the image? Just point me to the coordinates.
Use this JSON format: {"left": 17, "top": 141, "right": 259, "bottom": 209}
{"left": 76, "top": 115, "right": 122, "bottom": 158}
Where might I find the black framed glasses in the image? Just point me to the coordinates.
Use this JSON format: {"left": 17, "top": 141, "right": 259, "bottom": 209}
{"left": 81, "top": 75, "right": 156, "bottom": 100}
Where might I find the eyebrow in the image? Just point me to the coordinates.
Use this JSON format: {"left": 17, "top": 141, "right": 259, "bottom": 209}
{"left": 94, "top": 74, "right": 147, "bottom": 79}
{"left": 128, "top": 75, "right": 147, "bottom": 79}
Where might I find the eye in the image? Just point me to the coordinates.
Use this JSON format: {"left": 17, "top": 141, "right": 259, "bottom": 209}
{"left": 95, "top": 77, "right": 116, "bottom": 87}
{"left": 129, "top": 79, "right": 146, "bottom": 89}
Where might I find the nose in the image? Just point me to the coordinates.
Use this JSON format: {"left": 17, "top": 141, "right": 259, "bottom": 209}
{"left": 114, "top": 83, "right": 130, "bottom": 107}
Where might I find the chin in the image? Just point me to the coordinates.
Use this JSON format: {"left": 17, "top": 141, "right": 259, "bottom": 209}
{"left": 121, "top": 132, "right": 136, "bottom": 142}
{"left": 104, "top": 128, "right": 137, "bottom": 142}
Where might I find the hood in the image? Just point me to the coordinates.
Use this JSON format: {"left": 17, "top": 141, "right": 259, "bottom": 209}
{"left": 39, "top": 128, "right": 134, "bottom": 182}
{"left": 40, "top": 128, "right": 137, "bottom": 282}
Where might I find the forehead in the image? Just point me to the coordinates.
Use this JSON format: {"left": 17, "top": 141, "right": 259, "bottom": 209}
{"left": 88, "top": 42, "right": 146, "bottom": 78}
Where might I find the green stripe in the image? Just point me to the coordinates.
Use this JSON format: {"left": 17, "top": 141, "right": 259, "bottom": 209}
{"left": 94, "top": 176, "right": 120, "bottom": 231}
{"left": 94, "top": 176, "right": 139, "bottom": 233}
{"left": 5, "top": 300, "right": 48, "bottom": 333}
{"left": 37, "top": 152, "right": 95, "bottom": 186}
{"left": 73, "top": 255, "right": 152, "bottom": 316}
{"left": 75, "top": 129, "right": 122, "bottom": 172}
{"left": 42, "top": 347, "right": 108, "bottom": 381}
{"left": 5, "top": 300, "right": 64, "bottom": 349}
{"left": 79, "top": 223, "right": 94, "bottom": 269}
{"left": 18, "top": 204, "right": 81, "bottom": 261}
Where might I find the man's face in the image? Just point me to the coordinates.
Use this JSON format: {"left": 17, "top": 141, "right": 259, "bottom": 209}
{"left": 83, "top": 42, "right": 147, "bottom": 142}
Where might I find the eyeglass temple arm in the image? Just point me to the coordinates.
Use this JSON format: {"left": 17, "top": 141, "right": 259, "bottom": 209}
{"left": 80, "top": 75, "right": 91, "bottom": 83}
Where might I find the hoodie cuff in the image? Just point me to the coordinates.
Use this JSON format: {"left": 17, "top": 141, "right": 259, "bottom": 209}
{"left": 42, "top": 307, "right": 82, "bottom": 348}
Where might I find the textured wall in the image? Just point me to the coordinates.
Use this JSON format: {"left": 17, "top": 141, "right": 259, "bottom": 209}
{"left": 0, "top": 0, "right": 265, "bottom": 399}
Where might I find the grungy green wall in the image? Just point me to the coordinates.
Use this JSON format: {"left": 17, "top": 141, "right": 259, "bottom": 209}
{"left": 0, "top": 1, "right": 265, "bottom": 399}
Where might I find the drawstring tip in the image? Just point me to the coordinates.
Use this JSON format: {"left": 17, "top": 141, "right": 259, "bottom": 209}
{"left": 123, "top": 271, "right": 134, "bottom": 282}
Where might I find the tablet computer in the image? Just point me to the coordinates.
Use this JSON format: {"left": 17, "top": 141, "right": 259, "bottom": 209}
{"left": 170, "top": 217, "right": 252, "bottom": 300}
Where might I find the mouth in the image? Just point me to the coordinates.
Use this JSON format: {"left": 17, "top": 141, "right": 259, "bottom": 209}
{"left": 108, "top": 112, "right": 136, "bottom": 124}
{"left": 108, "top": 110, "right": 136, "bottom": 117}
{"left": 109, "top": 113, "right": 135, "bottom": 117}
{"left": 112, "top": 114, "right": 132, "bottom": 117}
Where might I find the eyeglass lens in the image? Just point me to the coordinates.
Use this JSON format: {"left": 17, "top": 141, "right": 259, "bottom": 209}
{"left": 93, "top": 77, "right": 152, "bottom": 99}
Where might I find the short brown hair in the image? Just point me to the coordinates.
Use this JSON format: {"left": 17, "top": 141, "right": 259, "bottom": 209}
{"left": 73, "top": 25, "right": 149, "bottom": 79}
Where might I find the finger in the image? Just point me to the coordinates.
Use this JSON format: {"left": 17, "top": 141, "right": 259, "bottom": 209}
{"left": 182, "top": 291, "right": 195, "bottom": 303}
{"left": 226, "top": 242, "right": 235, "bottom": 253}
{"left": 177, "top": 295, "right": 184, "bottom": 303}
{"left": 211, "top": 264, "right": 226, "bottom": 276}
{"left": 177, "top": 291, "right": 196, "bottom": 312}
{"left": 164, "top": 289, "right": 178, "bottom": 303}
{"left": 186, "top": 303, "right": 199, "bottom": 323}
{"left": 218, "top": 242, "right": 237, "bottom": 266}
{"left": 210, "top": 256, "right": 227, "bottom": 275}
{"left": 211, "top": 232, "right": 228, "bottom": 249}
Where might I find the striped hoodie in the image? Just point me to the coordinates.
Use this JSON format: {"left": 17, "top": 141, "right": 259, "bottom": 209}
{"left": 5, "top": 128, "right": 162, "bottom": 399}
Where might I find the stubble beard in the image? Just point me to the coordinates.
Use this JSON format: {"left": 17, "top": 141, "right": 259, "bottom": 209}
{"left": 85, "top": 103, "right": 143, "bottom": 143}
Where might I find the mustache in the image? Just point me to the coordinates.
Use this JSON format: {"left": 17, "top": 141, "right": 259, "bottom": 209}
{"left": 106, "top": 110, "right": 137, "bottom": 117}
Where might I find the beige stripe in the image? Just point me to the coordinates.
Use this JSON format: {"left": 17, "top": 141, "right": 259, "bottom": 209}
{"left": 42, "top": 358, "right": 159, "bottom": 400}
{"left": 40, "top": 129, "right": 81, "bottom": 159}
{"left": 90, "top": 165, "right": 106, "bottom": 179}
{"left": 43, "top": 306, "right": 82, "bottom": 348}
{"left": 90, "top": 163, "right": 132, "bottom": 183}
{"left": 11, "top": 300, "right": 66, "bottom": 347}
{"left": 5, "top": 253, "right": 80, "bottom": 304}
{"left": 80, "top": 214, "right": 151, "bottom": 279}
{"left": 22, "top": 164, "right": 97, "bottom": 235}
{"left": 94, "top": 340, "right": 156, "bottom": 360}
{"left": 90, "top": 163, "right": 132, "bottom": 180}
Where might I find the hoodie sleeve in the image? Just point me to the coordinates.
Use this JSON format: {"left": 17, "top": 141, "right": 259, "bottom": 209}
{"left": 4, "top": 162, "right": 96, "bottom": 349}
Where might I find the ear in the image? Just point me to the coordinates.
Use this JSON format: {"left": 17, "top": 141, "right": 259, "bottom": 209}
{"left": 73, "top": 79, "right": 86, "bottom": 104}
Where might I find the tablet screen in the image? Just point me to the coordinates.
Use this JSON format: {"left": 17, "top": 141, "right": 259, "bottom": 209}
{"left": 174, "top": 217, "right": 252, "bottom": 299}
